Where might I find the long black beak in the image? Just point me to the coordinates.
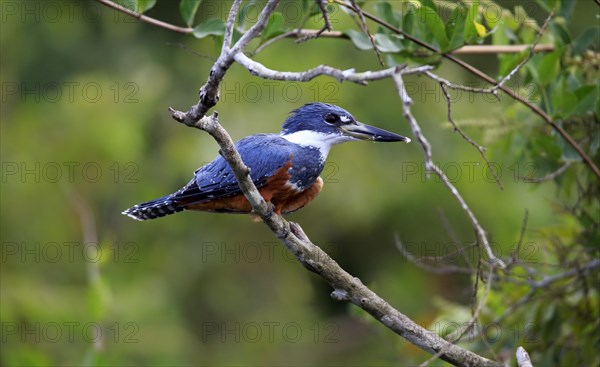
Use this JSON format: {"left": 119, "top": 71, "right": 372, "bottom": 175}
{"left": 341, "top": 121, "right": 411, "bottom": 142}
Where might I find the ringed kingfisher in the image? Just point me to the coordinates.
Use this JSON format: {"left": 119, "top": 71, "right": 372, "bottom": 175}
{"left": 122, "top": 103, "right": 410, "bottom": 221}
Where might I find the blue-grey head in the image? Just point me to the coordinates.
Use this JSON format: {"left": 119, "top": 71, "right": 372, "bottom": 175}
{"left": 280, "top": 103, "right": 410, "bottom": 157}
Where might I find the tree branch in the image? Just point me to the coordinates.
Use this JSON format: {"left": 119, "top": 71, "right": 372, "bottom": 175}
{"left": 234, "top": 52, "right": 431, "bottom": 84}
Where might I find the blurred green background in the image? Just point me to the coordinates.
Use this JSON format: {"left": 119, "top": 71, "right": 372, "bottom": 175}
{"left": 1, "top": 0, "right": 597, "bottom": 366}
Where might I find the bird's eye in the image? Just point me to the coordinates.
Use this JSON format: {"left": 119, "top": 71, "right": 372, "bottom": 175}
{"left": 323, "top": 113, "right": 339, "bottom": 124}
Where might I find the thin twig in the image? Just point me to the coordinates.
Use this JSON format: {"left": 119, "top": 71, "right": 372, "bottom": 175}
{"left": 493, "top": 11, "right": 554, "bottom": 92}
{"left": 437, "top": 209, "right": 475, "bottom": 270}
{"left": 315, "top": 0, "right": 332, "bottom": 36}
{"left": 94, "top": 0, "right": 193, "bottom": 34}
{"left": 520, "top": 161, "right": 574, "bottom": 183}
{"left": 395, "top": 235, "right": 475, "bottom": 275}
{"left": 392, "top": 72, "right": 506, "bottom": 269}
{"left": 165, "top": 42, "right": 216, "bottom": 61}
{"left": 511, "top": 209, "right": 530, "bottom": 265}
{"left": 439, "top": 83, "right": 503, "bottom": 189}
{"left": 350, "top": 0, "right": 384, "bottom": 67}
{"left": 222, "top": 0, "right": 243, "bottom": 53}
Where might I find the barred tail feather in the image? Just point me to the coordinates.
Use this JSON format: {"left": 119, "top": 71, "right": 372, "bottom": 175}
{"left": 122, "top": 195, "right": 185, "bottom": 221}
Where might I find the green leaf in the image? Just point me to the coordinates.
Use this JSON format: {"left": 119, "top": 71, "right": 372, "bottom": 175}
{"left": 238, "top": 1, "right": 257, "bottom": 28}
{"left": 556, "top": 133, "right": 583, "bottom": 162}
{"left": 113, "top": 0, "right": 136, "bottom": 11}
{"left": 550, "top": 23, "right": 571, "bottom": 46}
{"left": 262, "top": 12, "right": 286, "bottom": 40}
{"left": 374, "top": 1, "right": 399, "bottom": 28}
{"left": 572, "top": 85, "right": 599, "bottom": 116}
{"left": 500, "top": 52, "right": 526, "bottom": 80}
{"left": 402, "top": 6, "right": 415, "bottom": 37}
{"left": 418, "top": 6, "right": 448, "bottom": 50}
{"left": 463, "top": 0, "right": 479, "bottom": 41}
{"left": 374, "top": 33, "right": 402, "bottom": 53}
{"left": 179, "top": 0, "right": 202, "bottom": 27}
{"left": 445, "top": 5, "right": 466, "bottom": 51}
{"left": 551, "top": 77, "right": 577, "bottom": 118}
{"left": 532, "top": 134, "right": 562, "bottom": 162}
{"left": 536, "top": 0, "right": 560, "bottom": 13}
{"left": 346, "top": 30, "right": 373, "bottom": 50}
{"left": 572, "top": 28, "right": 600, "bottom": 55}
{"left": 192, "top": 18, "right": 226, "bottom": 39}
{"left": 136, "top": 0, "right": 156, "bottom": 13}
{"left": 559, "top": 0, "right": 577, "bottom": 20}
{"left": 530, "top": 50, "right": 561, "bottom": 86}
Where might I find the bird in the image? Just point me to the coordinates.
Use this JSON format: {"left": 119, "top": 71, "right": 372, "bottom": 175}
{"left": 122, "top": 103, "right": 410, "bottom": 221}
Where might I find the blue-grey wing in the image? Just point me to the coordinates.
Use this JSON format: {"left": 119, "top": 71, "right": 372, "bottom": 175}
{"left": 171, "top": 134, "right": 293, "bottom": 204}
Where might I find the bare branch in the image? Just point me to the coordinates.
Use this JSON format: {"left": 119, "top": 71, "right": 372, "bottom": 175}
{"left": 516, "top": 347, "right": 534, "bottom": 367}
{"left": 423, "top": 71, "right": 500, "bottom": 96}
{"left": 222, "top": 0, "right": 243, "bottom": 53}
{"left": 235, "top": 52, "right": 431, "bottom": 84}
{"left": 392, "top": 72, "right": 506, "bottom": 269}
